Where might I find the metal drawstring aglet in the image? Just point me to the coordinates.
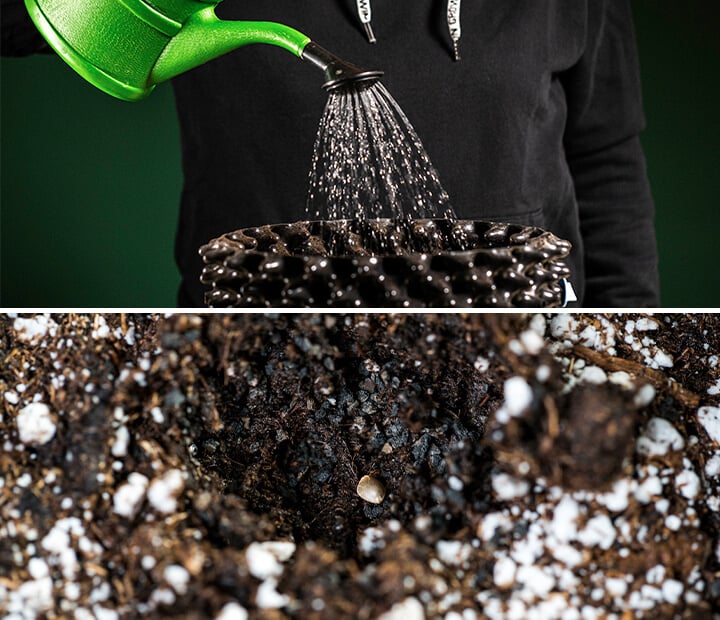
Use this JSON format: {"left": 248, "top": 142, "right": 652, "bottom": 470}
{"left": 453, "top": 42, "right": 461, "bottom": 62}
{"left": 363, "top": 21, "right": 377, "bottom": 44}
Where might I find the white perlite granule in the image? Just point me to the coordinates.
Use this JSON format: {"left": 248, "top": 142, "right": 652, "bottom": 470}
{"left": 92, "top": 607, "right": 119, "bottom": 620}
{"left": 359, "top": 526, "right": 386, "bottom": 555}
{"left": 652, "top": 349, "right": 674, "bottom": 368}
{"left": 705, "top": 454, "right": 720, "bottom": 478}
{"left": 113, "top": 473, "right": 149, "bottom": 518}
{"left": 518, "top": 330, "right": 545, "bottom": 355}
{"left": 633, "top": 383, "right": 656, "bottom": 408}
{"left": 635, "top": 476, "right": 663, "bottom": 503}
{"left": 579, "top": 366, "right": 607, "bottom": 385}
{"left": 549, "top": 314, "right": 578, "bottom": 342}
{"left": 16, "top": 402, "right": 56, "bottom": 445}
{"left": 665, "top": 515, "right": 682, "bottom": 531}
{"left": 436, "top": 540, "right": 472, "bottom": 566}
{"left": 608, "top": 371, "right": 634, "bottom": 390}
{"left": 635, "top": 317, "right": 659, "bottom": 331}
{"left": 493, "top": 556, "right": 517, "bottom": 588}
{"left": 91, "top": 316, "right": 111, "bottom": 339}
{"left": 245, "top": 541, "right": 296, "bottom": 580}
{"left": 150, "top": 406, "right": 165, "bottom": 424}
{"left": 13, "top": 315, "right": 57, "bottom": 344}
{"left": 661, "top": 579, "right": 684, "bottom": 605}
{"left": 707, "top": 378, "right": 720, "bottom": 396}
{"left": 6, "top": 576, "right": 54, "bottom": 616}
{"left": 377, "top": 596, "right": 425, "bottom": 620}
{"left": 675, "top": 466, "right": 700, "bottom": 500}
{"left": 111, "top": 425, "right": 130, "bottom": 458}
{"left": 474, "top": 356, "right": 490, "bottom": 372}
{"left": 147, "top": 469, "right": 185, "bottom": 514}
{"left": 255, "top": 578, "right": 289, "bottom": 609}
{"left": 515, "top": 565, "right": 556, "bottom": 598}
{"left": 646, "top": 564, "right": 666, "bottom": 584}
{"left": 479, "top": 512, "right": 514, "bottom": 542}
{"left": 492, "top": 473, "right": 530, "bottom": 501}
{"left": 163, "top": 564, "right": 190, "bottom": 595}
{"left": 596, "top": 478, "right": 632, "bottom": 513}
{"left": 550, "top": 496, "right": 580, "bottom": 543}
{"left": 697, "top": 406, "right": 720, "bottom": 444}
{"left": 40, "top": 518, "right": 84, "bottom": 580}
{"left": 215, "top": 602, "right": 249, "bottom": 620}
{"left": 577, "top": 515, "right": 616, "bottom": 550}
{"left": 605, "top": 577, "right": 627, "bottom": 597}
{"left": 529, "top": 314, "right": 547, "bottom": 336}
{"left": 495, "top": 377, "right": 533, "bottom": 423}
{"left": 27, "top": 557, "right": 49, "bottom": 580}
{"left": 536, "top": 365, "right": 551, "bottom": 382}
{"left": 504, "top": 377, "right": 533, "bottom": 415}
{"left": 636, "top": 418, "right": 685, "bottom": 456}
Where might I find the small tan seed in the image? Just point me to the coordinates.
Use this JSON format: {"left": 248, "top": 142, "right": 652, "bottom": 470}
{"left": 356, "top": 475, "right": 385, "bottom": 504}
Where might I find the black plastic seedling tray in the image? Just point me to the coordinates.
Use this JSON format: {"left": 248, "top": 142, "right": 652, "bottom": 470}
{"left": 199, "top": 218, "right": 572, "bottom": 308}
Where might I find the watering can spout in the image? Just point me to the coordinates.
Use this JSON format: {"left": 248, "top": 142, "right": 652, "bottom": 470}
{"left": 301, "top": 42, "right": 383, "bottom": 91}
{"left": 23, "top": 0, "right": 382, "bottom": 101}
{"left": 150, "top": 10, "right": 310, "bottom": 85}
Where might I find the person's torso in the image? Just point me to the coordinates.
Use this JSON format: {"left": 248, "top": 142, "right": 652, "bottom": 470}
{"left": 173, "top": 0, "right": 589, "bottom": 303}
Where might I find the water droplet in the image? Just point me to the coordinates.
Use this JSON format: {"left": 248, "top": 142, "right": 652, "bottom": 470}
{"left": 305, "top": 82, "right": 462, "bottom": 248}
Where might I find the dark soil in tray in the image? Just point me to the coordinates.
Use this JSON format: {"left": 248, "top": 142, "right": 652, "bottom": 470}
{"left": 1, "top": 314, "right": 719, "bottom": 619}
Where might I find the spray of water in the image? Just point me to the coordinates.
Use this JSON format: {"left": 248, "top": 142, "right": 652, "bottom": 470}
{"left": 306, "top": 82, "right": 458, "bottom": 241}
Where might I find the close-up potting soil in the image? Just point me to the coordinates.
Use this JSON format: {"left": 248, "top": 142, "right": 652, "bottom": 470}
{"left": 1, "top": 313, "right": 719, "bottom": 619}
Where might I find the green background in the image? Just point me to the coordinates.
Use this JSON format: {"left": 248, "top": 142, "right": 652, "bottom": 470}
{"left": 1, "top": 1, "right": 718, "bottom": 308}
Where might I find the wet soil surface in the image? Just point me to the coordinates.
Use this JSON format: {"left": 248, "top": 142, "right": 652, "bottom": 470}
{"left": 1, "top": 314, "right": 718, "bottom": 619}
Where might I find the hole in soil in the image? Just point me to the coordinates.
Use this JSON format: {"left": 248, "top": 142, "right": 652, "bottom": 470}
{"left": 191, "top": 315, "right": 501, "bottom": 558}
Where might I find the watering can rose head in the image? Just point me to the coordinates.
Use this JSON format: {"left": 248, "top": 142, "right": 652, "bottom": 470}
{"left": 24, "top": 0, "right": 382, "bottom": 101}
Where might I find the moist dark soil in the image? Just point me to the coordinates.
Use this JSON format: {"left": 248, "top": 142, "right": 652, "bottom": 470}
{"left": 1, "top": 314, "right": 718, "bottom": 619}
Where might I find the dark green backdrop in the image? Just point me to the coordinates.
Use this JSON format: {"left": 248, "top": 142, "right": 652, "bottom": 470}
{"left": 2, "top": 2, "right": 718, "bottom": 307}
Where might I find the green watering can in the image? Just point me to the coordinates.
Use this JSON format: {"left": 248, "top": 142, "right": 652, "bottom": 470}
{"left": 24, "top": 0, "right": 383, "bottom": 101}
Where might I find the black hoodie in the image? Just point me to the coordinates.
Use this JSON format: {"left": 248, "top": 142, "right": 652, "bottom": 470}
{"left": 3, "top": 0, "right": 660, "bottom": 307}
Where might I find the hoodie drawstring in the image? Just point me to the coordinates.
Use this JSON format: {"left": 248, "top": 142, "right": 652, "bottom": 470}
{"left": 355, "top": 0, "right": 462, "bottom": 61}
{"left": 356, "top": 0, "right": 376, "bottom": 44}
{"left": 447, "top": 0, "right": 462, "bottom": 61}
